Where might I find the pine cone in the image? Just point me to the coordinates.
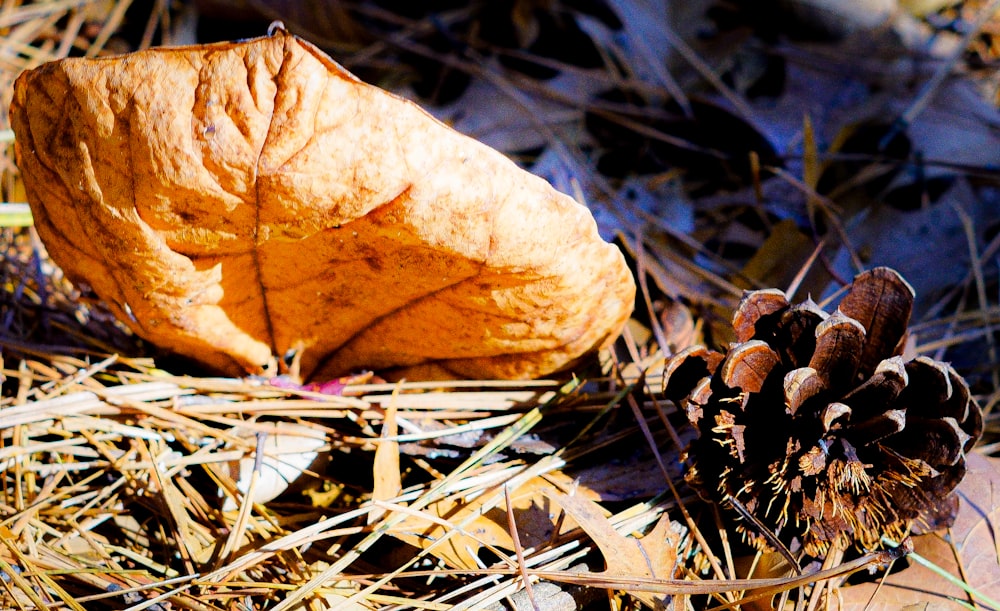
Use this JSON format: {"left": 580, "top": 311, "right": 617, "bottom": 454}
{"left": 664, "top": 267, "right": 983, "bottom": 556}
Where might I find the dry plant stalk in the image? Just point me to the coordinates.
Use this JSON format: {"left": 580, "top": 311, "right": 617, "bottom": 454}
{"left": 0, "top": 359, "right": 598, "bottom": 609}
{"left": 665, "top": 267, "right": 984, "bottom": 556}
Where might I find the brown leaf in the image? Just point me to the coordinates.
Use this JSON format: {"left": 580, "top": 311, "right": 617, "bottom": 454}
{"left": 547, "top": 489, "right": 679, "bottom": 608}
{"left": 221, "top": 422, "right": 329, "bottom": 512}
{"left": 571, "top": 449, "right": 689, "bottom": 502}
{"left": 736, "top": 218, "right": 833, "bottom": 300}
{"left": 9, "top": 30, "right": 635, "bottom": 380}
{"left": 389, "top": 471, "right": 594, "bottom": 570}
{"left": 832, "top": 452, "right": 1000, "bottom": 610}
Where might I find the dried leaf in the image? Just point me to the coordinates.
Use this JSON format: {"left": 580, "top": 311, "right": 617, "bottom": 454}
{"left": 222, "top": 422, "right": 328, "bottom": 512}
{"left": 833, "top": 452, "right": 1000, "bottom": 610}
{"left": 9, "top": 29, "right": 635, "bottom": 381}
{"left": 737, "top": 218, "right": 830, "bottom": 297}
{"left": 571, "top": 444, "right": 691, "bottom": 503}
{"left": 547, "top": 489, "right": 679, "bottom": 608}
{"left": 389, "top": 471, "right": 593, "bottom": 570}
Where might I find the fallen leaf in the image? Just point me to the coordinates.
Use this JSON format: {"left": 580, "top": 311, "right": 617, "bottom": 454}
{"left": 9, "top": 28, "right": 634, "bottom": 381}
{"left": 570, "top": 449, "right": 688, "bottom": 502}
{"left": 389, "top": 471, "right": 594, "bottom": 570}
{"left": 832, "top": 451, "right": 1000, "bottom": 610}
{"left": 547, "top": 489, "right": 679, "bottom": 608}
{"left": 737, "top": 218, "right": 831, "bottom": 298}
{"left": 221, "top": 421, "right": 329, "bottom": 512}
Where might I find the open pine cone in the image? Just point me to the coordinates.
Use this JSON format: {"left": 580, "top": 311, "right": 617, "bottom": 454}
{"left": 664, "top": 267, "right": 983, "bottom": 556}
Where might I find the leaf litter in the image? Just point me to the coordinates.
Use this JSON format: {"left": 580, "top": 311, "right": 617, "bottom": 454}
{"left": 2, "top": 0, "right": 1000, "bottom": 609}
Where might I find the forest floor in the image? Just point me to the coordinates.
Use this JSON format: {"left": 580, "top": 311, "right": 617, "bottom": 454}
{"left": 1, "top": 1, "right": 1000, "bottom": 609}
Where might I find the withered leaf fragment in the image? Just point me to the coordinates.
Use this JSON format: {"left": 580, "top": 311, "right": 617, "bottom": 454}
{"left": 664, "top": 267, "right": 983, "bottom": 556}
{"left": 9, "top": 30, "right": 635, "bottom": 380}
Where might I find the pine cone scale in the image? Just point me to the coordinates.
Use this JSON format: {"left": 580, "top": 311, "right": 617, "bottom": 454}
{"left": 841, "top": 356, "right": 907, "bottom": 420}
{"left": 842, "top": 408, "right": 905, "bottom": 446}
{"left": 837, "top": 267, "right": 914, "bottom": 376}
{"left": 808, "top": 313, "right": 866, "bottom": 391}
{"left": 733, "top": 288, "right": 789, "bottom": 343}
{"left": 784, "top": 367, "right": 826, "bottom": 415}
{"left": 720, "top": 340, "right": 780, "bottom": 394}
